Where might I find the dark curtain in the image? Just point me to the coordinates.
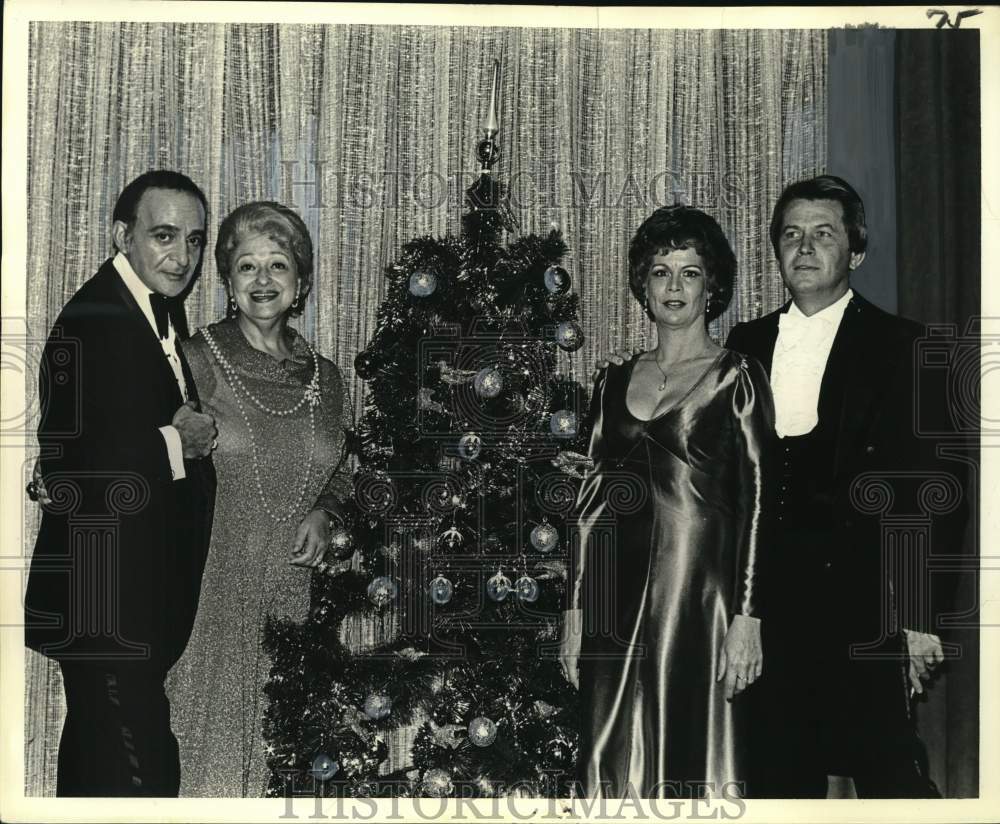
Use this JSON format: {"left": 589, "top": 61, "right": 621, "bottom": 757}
{"left": 896, "top": 29, "right": 980, "bottom": 799}
{"left": 827, "top": 28, "right": 897, "bottom": 313}
{"left": 897, "top": 30, "right": 981, "bottom": 328}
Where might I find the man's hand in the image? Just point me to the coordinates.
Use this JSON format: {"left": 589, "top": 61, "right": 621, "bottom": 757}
{"left": 290, "top": 509, "right": 333, "bottom": 568}
{"left": 905, "top": 629, "right": 945, "bottom": 695}
{"left": 29, "top": 459, "right": 52, "bottom": 505}
{"left": 717, "top": 614, "right": 763, "bottom": 700}
{"left": 591, "top": 348, "right": 638, "bottom": 382}
{"left": 172, "top": 400, "right": 217, "bottom": 459}
{"left": 560, "top": 609, "right": 583, "bottom": 689}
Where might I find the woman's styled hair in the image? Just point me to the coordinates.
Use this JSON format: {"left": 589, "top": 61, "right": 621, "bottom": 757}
{"left": 768, "top": 174, "right": 867, "bottom": 258}
{"left": 215, "top": 201, "right": 314, "bottom": 317}
{"left": 628, "top": 205, "right": 737, "bottom": 323}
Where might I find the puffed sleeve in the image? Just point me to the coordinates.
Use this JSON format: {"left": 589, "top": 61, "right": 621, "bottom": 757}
{"left": 730, "top": 354, "right": 778, "bottom": 618}
{"left": 569, "top": 367, "right": 611, "bottom": 613}
{"left": 311, "top": 359, "right": 354, "bottom": 520}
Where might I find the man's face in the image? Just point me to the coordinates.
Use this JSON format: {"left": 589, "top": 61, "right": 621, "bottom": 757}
{"left": 113, "top": 188, "right": 207, "bottom": 298}
{"left": 776, "top": 198, "right": 865, "bottom": 304}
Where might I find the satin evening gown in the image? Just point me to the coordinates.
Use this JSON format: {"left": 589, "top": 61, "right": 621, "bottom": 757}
{"left": 571, "top": 349, "right": 776, "bottom": 798}
{"left": 165, "top": 318, "right": 352, "bottom": 797}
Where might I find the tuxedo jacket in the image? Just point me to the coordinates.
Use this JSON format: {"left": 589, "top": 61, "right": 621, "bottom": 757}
{"left": 25, "top": 259, "right": 216, "bottom": 671}
{"left": 725, "top": 292, "right": 967, "bottom": 640}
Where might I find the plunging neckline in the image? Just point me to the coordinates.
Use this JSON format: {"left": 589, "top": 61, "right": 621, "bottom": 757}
{"left": 623, "top": 350, "right": 726, "bottom": 423}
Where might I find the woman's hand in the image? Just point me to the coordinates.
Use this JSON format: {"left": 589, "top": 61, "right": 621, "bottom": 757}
{"left": 560, "top": 609, "right": 583, "bottom": 689}
{"left": 289, "top": 509, "right": 333, "bottom": 568}
{"left": 717, "top": 614, "right": 762, "bottom": 700}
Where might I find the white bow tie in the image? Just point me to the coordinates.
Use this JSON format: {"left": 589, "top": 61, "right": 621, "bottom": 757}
{"left": 779, "top": 309, "right": 832, "bottom": 330}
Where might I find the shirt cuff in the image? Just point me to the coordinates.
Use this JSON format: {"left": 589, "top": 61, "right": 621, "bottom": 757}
{"left": 158, "top": 425, "right": 187, "bottom": 481}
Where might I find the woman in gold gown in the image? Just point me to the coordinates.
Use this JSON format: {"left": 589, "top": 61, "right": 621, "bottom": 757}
{"left": 561, "top": 205, "right": 777, "bottom": 799}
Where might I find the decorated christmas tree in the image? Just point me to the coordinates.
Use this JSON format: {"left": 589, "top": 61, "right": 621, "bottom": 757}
{"left": 263, "top": 63, "right": 591, "bottom": 798}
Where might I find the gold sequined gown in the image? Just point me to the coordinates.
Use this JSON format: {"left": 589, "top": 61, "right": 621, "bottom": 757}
{"left": 165, "top": 318, "right": 352, "bottom": 797}
{"left": 571, "top": 350, "right": 776, "bottom": 798}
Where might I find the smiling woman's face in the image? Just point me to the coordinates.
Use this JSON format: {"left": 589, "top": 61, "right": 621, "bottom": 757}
{"left": 227, "top": 233, "right": 299, "bottom": 323}
{"left": 644, "top": 246, "right": 708, "bottom": 329}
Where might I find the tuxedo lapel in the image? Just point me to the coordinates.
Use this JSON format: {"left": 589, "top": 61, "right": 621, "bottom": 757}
{"left": 756, "top": 302, "right": 789, "bottom": 377}
{"left": 102, "top": 261, "right": 186, "bottom": 410}
{"left": 826, "top": 295, "right": 896, "bottom": 477}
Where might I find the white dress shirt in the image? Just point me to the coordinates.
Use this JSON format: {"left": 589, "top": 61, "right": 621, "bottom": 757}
{"left": 770, "top": 288, "right": 853, "bottom": 438}
{"left": 113, "top": 252, "right": 188, "bottom": 480}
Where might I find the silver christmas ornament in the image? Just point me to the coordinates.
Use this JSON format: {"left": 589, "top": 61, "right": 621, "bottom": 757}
{"left": 367, "top": 576, "right": 397, "bottom": 606}
{"left": 409, "top": 271, "right": 437, "bottom": 297}
{"left": 549, "top": 410, "right": 577, "bottom": 438}
{"left": 529, "top": 522, "right": 559, "bottom": 552}
{"left": 474, "top": 366, "right": 504, "bottom": 399}
{"left": 310, "top": 752, "right": 340, "bottom": 781}
{"left": 429, "top": 575, "right": 454, "bottom": 605}
{"left": 555, "top": 321, "right": 584, "bottom": 352}
{"left": 439, "top": 525, "right": 464, "bottom": 548}
{"left": 515, "top": 575, "right": 540, "bottom": 602}
{"left": 329, "top": 526, "right": 353, "bottom": 558}
{"left": 363, "top": 693, "right": 392, "bottom": 721}
{"left": 422, "top": 768, "right": 454, "bottom": 797}
{"left": 458, "top": 433, "right": 482, "bottom": 460}
{"left": 468, "top": 716, "right": 498, "bottom": 747}
{"left": 486, "top": 570, "right": 511, "bottom": 602}
{"left": 543, "top": 265, "right": 571, "bottom": 295}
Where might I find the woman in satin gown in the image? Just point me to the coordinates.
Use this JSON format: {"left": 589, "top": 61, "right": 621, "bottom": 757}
{"left": 165, "top": 202, "right": 352, "bottom": 796}
{"left": 560, "top": 205, "right": 777, "bottom": 799}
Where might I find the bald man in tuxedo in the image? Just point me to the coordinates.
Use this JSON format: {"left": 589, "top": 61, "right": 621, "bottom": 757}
{"left": 26, "top": 170, "right": 217, "bottom": 796}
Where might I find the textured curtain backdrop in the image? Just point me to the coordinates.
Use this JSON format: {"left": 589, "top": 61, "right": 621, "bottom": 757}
{"left": 23, "top": 22, "right": 826, "bottom": 795}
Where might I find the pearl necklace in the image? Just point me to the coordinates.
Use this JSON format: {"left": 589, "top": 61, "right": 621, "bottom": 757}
{"left": 202, "top": 325, "right": 322, "bottom": 524}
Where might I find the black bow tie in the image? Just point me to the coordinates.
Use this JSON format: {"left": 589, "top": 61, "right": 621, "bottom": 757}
{"left": 149, "top": 293, "right": 180, "bottom": 340}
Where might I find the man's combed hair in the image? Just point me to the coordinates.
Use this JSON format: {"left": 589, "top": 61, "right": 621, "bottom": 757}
{"left": 112, "top": 170, "right": 208, "bottom": 227}
{"left": 628, "top": 205, "right": 737, "bottom": 323}
{"left": 768, "top": 174, "right": 867, "bottom": 257}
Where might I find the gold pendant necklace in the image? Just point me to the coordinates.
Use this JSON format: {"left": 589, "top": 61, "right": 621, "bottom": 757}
{"left": 654, "top": 359, "right": 669, "bottom": 392}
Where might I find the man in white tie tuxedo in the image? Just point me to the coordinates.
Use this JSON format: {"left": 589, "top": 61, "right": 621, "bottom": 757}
{"left": 25, "top": 170, "right": 218, "bottom": 795}
{"left": 725, "top": 175, "right": 967, "bottom": 797}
